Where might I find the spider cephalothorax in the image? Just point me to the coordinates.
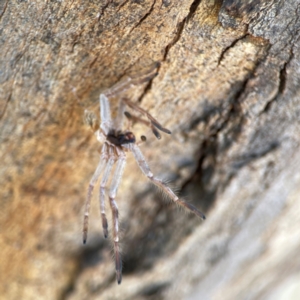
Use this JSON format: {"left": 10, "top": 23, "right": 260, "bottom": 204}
{"left": 83, "top": 64, "right": 205, "bottom": 284}
{"left": 107, "top": 130, "right": 136, "bottom": 146}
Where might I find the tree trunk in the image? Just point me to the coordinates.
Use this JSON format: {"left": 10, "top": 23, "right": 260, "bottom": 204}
{"left": 1, "top": 0, "right": 300, "bottom": 299}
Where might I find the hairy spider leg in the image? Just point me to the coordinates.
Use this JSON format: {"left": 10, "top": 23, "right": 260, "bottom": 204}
{"left": 122, "top": 99, "right": 171, "bottom": 139}
{"left": 123, "top": 105, "right": 166, "bottom": 139}
{"left": 124, "top": 111, "right": 151, "bottom": 128}
{"left": 99, "top": 145, "right": 116, "bottom": 238}
{"left": 83, "top": 144, "right": 109, "bottom": 244}
{"left": 103, "top": 62, "right": 159, "bottom": 98}
{"left": 108, "top": 147, "right": 126, "bottom": 284}
{"left": 88, "top": 62, "right": 160, "bottom": 114}
{"left": 125, "top": 144, "right": 206, "bottom": 220}
{"left": 100, "top": 94, "right": 112, "bottom": 135}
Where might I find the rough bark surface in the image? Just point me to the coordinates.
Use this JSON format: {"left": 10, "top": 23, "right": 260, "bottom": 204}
{"left": 1, "top": 0, "right": 300, "bottom": 299}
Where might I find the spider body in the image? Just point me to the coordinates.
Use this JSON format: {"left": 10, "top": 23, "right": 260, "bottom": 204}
{"left": 83, "top": 65, "right": 205, "bottom": 285}
{"left": 107, "top": 130, "right": 136, "bottom": 146}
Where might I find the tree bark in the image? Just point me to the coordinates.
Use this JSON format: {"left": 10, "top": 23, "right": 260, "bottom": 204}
{"left": 1, "top": 0, "right": 300, "bottom": 299}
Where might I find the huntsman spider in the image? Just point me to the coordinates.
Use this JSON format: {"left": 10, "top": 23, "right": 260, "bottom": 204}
{"left": 83, "top": 63, "right": 205, "bottom": 284}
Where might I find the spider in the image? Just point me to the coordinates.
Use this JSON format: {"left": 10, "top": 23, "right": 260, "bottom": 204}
{"left": 83, "top": 63, "right": 206, "bottom": 284}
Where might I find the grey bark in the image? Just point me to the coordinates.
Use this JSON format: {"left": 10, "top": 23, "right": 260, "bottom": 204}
{"left": 0, "top": 0, "right": 300, "bottom": 299}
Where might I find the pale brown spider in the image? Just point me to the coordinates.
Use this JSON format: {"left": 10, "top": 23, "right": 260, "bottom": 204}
{"left": 83, "top": 64, "right": 205, "bottom": 284}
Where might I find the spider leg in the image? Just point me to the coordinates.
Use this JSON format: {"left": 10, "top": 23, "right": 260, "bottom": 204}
{"left": 83, "top": 143, "right": 108, "bottom": 244}
{"left": 122, "top": 98, "right": 171, "bottom": 138}
{"left": 108, "top": 148, "right": 126, "bottom": 284}
{"left": 100, "top": 94, "right": 113, "bottom": 135}
{"left": 123, "top": 110, "right": 160, "bottom": 138}
{"left": 126, "top": 144, "right": 206, "bottom": 219}
{"left": 99, "top": 145, "right": 116, "bottom": 238}
{"left": 103, "top": 62, "right": 160, "bottom": 98}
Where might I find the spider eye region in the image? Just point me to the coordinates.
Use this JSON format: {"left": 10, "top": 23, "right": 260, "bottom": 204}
{"left": 107, "top": 131, "right": 136, "bottom": 145}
